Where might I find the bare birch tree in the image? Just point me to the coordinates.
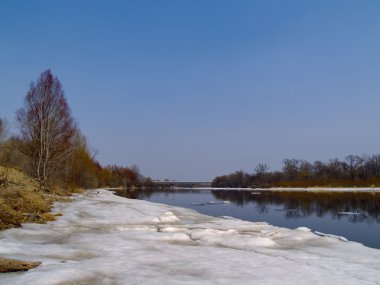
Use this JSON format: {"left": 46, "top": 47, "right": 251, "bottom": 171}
{"left": 0, "top": 118, "right": 7, "bottom": 141}
{"left": 16, "top": 70, "right": 75, "bottom": 185}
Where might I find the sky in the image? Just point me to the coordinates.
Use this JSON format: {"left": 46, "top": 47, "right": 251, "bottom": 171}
{"left": 1, "top": 0, "right": 380, "bottom": 181}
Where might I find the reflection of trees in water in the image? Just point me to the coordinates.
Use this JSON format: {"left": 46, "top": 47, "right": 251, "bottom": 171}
{"left": 115, "top": 189, "right": 380, "bottom": 223}
{"left": 256, "top": 203, "right": 268, "bottom": 214}
{"left": 211, "top": 190, "right": 380, "bottom": 223}
{"left": 285, "top": 210, "right": 302, "bottom": 219}
{"left": 211, "top": 190, "right": 248, "bottom": 207}
{"left": 346, "top": 214, "right": 368, "bottom": 223}
{"left": 115, "top": 188, "right": 203, "bottom": 200}
{"left": 115, "top": 188, "right": 156, "bottom": 199}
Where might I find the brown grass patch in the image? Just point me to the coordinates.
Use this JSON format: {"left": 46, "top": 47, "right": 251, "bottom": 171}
{"left": 0, "top": 166, "right": 62, "bottom": 229}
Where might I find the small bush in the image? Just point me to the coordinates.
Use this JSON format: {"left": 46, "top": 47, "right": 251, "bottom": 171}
{"left": 0, "top": 200, "right": 22, "bottom": 229}
{"left": 41, "top": 213, "right": 57, "bottom": 222}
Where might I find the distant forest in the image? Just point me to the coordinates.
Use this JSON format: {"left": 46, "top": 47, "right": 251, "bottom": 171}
{"left": 212, "top": 155, "right": 380, "bottom": 188}
{"left": 0, "top": 70, "right": 152, "bottom": 190}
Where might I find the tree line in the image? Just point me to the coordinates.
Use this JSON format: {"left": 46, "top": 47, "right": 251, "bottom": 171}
{"left": 212, "top": 155, "right": 380, "bottom": 188}
{"left": 0, "top": 70, "right": 149, "bottom": 190}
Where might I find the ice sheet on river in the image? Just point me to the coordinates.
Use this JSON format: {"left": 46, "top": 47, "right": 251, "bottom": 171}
{"left": 0, "top": 189, "right": 379, "bottom": 285}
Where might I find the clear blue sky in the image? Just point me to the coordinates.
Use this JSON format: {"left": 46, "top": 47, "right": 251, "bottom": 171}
{"left": 1, "top": 0, "right": 380, "bottom": 181}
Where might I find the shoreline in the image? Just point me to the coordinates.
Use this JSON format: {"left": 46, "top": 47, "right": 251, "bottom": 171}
{"left": 165, "top": 186, "right": 380, "bottom": 192}
{"left": 0, "top": 189, "right": 379, "bottom": 284}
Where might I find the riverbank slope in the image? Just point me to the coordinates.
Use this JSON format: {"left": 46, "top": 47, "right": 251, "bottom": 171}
{"left": 0, "top": 166, "right": 63, "bottom": 230}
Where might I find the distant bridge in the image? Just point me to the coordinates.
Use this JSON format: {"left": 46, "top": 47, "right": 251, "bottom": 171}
{"left": 153, "top": 181, "right": 212, "bottom": 188}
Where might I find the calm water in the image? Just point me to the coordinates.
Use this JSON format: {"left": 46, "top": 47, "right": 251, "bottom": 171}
{"left": 117, "top": 189, "right": 380, "bottom": 249}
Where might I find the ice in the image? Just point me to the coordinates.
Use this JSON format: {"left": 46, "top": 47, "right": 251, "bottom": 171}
{"left": 338, "top": 211, "right": 363, "bottom": 215}
{"left": 314, "top": 231, "right": 349, "bottom": 242}
{"left": 0, "top": 189, "right": 379, "bottom": 284}
{"left": 158, "top": 211, "right": 180, "bottom": 223}
{"left": 191, "top": 200, "right": 230, "bottom": 206}
{"left": 295, "top": 227, "right": 312, "bottom": 232}
{"left": 206, "top": 200, "right": 230, "bottom": 205}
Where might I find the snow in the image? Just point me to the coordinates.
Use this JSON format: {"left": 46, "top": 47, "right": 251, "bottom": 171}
{"left": 0, "top": 189, "right": 380, "bottom": 284}
{"left": 255, "top": 187, "right": 380, "bottom": 192}
{"left": 194, "top": 187, "right": 380, "bottom": 192}
{"left": 338, "top": 211, "right": 363, "bottom": 215}
{"left": 207, "top": 200, "right": 230, "bottom": 204}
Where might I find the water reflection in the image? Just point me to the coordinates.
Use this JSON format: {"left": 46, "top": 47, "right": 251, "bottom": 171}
{"left": 117, "top": 188, "right": 202, "bottom": 200}
{"left": 211, "top": 190, "right": 380, "bottom": 223}
{"left": 119, "top": 189, "right": 380, "bottom": 224}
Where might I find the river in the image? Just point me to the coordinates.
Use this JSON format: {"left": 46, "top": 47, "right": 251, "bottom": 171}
{"left": 117, "top": 188, "right": 380, "bottom": 249}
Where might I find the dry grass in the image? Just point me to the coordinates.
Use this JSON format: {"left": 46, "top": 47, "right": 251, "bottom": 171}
{"left": 0, "top": 166, "right": 79, "bottom": 230}
{"left": 0, "top": 257, "right": 41, "bottom": 272}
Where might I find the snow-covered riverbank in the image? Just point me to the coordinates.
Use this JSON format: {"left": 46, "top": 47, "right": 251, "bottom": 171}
{"left": 0, "top": 189, "right": 379, "bottom": 284}
{"left": 191, "top": 187, "right": 380, "bottom": 192}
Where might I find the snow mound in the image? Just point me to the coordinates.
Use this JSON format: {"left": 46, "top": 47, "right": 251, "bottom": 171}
{"left": 158, "top": 211, "right": 180, "bottom": 223}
